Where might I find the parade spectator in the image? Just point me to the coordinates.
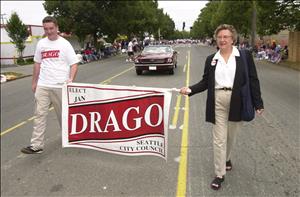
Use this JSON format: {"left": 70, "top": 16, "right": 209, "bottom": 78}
{"left": 274, "top": 44, "right": 281, "bottom": 54}
{"left": 76, "top": 50, "right": 85, "bottom": 64}
{"left": 253, "top": 42, "right": 288, "bottom": 64}
{"left": 91, "top": 47, "right": 99, "bottom": 60}
{"left": 126, "top": 39, "right": 135, "bottom": 62}
{"left": 113, "top": 41, "right": 119, "bottom": 53}
{"left": 84, "top": 48, "right": 93, "bottom": 62}
{"left": 270, "top": 50, "right": 282, "bottom": 64}
{"left": 256, "top": 46, "right": 268, "bottom": 60}
{"left": 117, "top": 42, "right": 122, "bottom": 54}
{"left": 80, "top": 49, "right": 88, "bottom": 63}
{"left": 266, "top": 48, "right": 273, "bottom": 60}
{"left": 132, "top": 39, "right": 139, "bottom": 53}
{"left": 21, "top": 16, "right": 78, "bottom": 154}
{"left": 121, "top": 40, "right": 126, "bottom": 50}
{"left": 179, "top": 24, "right": 264, "bottom": 190}
{"left": 271, "top": 41, "right": 277, "bottom": 50}
{"left": 282, "top": 45, "right": 288, "bottom": 60}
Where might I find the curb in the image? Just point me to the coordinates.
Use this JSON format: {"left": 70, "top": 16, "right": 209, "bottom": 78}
{"left": 255, "top": 59, "right": 300, "bottom": 71}
{"left": 1, "top": 74, "right": 32, "bottom": 83}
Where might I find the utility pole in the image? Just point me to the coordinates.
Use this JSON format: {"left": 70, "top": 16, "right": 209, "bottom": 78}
{"left": 158, "top": 28, "right": 160, "bottom": 42}
{"left": 1, "top": 13, "right": 7, "bottom": 25}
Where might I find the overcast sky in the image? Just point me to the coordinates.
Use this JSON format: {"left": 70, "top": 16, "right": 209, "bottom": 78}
{"left": 158, "top": 1, "right": 207, "bottom": 30}
{"left": 1, "top": 1, "right": 207, "bottom": 30}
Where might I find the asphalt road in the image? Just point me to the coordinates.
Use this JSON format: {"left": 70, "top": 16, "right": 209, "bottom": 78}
{"left": 1, "top": 45, "right": 299, "bottom": 197}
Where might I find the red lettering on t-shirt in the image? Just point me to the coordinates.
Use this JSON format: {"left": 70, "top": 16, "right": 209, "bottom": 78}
{"left": 41, "top": 50, "right": 60, "bottom": 59}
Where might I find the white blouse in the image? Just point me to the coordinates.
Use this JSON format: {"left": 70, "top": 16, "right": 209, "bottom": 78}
{"left": 213, "top": 46, "right": 240, "bottom": 89}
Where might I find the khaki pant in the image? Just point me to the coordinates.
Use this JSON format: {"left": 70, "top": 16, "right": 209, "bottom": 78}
{"left": 30, "top": 86, "right": 62, "bottom": 149}
{"left": 213, "top": 90, "right": 241, "bottom": 177}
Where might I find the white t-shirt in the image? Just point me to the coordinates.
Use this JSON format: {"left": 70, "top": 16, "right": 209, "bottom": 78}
{"left": 34, "top": 36, "right": 79, "bottom": 87}
{"left": 127, "top": 41, "right": 133, "bottom": 52}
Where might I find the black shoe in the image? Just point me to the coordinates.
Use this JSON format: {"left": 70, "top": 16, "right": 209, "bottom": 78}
{"left": 211, "top": 176, "right": 225, "bottom": 190}
{"left": 21, "top": 146, "right": 43, "bottom": 154}
{"left": 226, "top": 160, "right": 232, "bottom": 171}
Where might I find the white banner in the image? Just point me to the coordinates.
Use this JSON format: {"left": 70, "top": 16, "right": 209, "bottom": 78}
{"left": 62, "top": 83, "right": 172, "bottom": 160}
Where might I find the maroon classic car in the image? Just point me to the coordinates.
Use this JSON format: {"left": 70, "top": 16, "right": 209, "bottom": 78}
{"left": 134, "top": 45, "right": 178, "bottom": 75}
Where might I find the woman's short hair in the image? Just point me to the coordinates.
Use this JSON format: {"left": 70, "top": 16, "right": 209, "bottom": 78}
{"left": 42, "top": 16, "right": 58, "bottom": 26}
{"left": 214, "top": 24, "right": 238, "bottom": 44}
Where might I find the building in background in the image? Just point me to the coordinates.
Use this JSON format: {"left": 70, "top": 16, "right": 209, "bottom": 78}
{"left": 1, "top": 24, "right": 44, "bottom": 65}
{"left": 1, "top": 24, "right": 81, "bottom": 65}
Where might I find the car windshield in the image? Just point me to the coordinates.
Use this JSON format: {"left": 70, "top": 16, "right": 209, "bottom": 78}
{"left": 142, "top": 46, "right": 172, "bottom": 54}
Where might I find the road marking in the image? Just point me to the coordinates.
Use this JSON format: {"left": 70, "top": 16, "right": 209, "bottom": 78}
{"left": 28, "top": 116, "right": 37, "bottom": 121}
{"left": 174, "top": 156, "right": 180, "bottom": 163}
{"left": 0, "top": 121, "right": 27, "bottom": 136}
{"left": 176, "top": 50, "right": 190, "bottom": 197}
{"left": 0, "top": 107, "right": 55, "bottom": 137}
{"left": 100, "top": 66, "right": 134, "bottom": 84}
{"left": 17, "top": 154, "right": 27, "bottom": 159}
{"left": 179, "top": 124, "right": 184, "bottom": 130}
{"left": 169, "top": 94, "right": 182, "bottom": 129}
{"left": 0, "top": 66, "right": 134, "bottom": 137}
{"left": 183, "top": 64, "right": 187, "bottom": 73}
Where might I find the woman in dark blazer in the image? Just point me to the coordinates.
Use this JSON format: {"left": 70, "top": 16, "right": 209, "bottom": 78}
{"left": 180, "top": 24, "right": 264, "bottom": 190}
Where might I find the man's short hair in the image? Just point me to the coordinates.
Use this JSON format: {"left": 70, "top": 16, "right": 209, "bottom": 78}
{"left": 42, "top": 16, "right": 58, "bottom": 26}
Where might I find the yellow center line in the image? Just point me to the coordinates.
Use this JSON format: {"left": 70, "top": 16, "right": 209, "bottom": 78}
{"left": 28, "top": 116, "right": 37, "bottom": 121}
{"left": 100, "top": 66, "right": 134, "bottom": 84}
{"left": 170, "top": 94, "right": 182, "bottom": 129}
{"left": 1, "top": 65, "right": 134, "bottom": 137}
{"left": 1, "top": 107, "right": 55, "bottom": 137}
{"left": 0, "top": 121, "right": 27, "bottom": 136}
{"left": 176, "top": 50, "right": 190, "bottom": 197}
{"left": 183, "top": 64, "right": 187, "bottom": 73}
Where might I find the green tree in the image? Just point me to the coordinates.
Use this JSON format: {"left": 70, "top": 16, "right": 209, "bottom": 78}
{"left": 190, "top": 1, "right": 220, "bottom": 39}
{"left": 43, "top": 1, "right": 177, "bottom": 44}
{"left": 118, "top": 1, "right": 162, "bottom": 39}
{"left": 170, "top": 30, "right": 190, "bottom": 40}
{"left": 279, "top": 0, "right": 300, "bottom": 31}
{"left": 192, "top": 0, "right": 300, "bottom": 43}
{"left": 156, "top": 9, "right": 175, "bottom": 40}
{"left": 212, "top": 1, "right": 252, "bottom": 37}
{"left": 44, "top": 1, "right": 108, "bottom": 46}
{"left": 257, "top": 0, "right": 300, "bottom": 35}
{"left": 5, "top": 12, "right": 29, "bottom": 62}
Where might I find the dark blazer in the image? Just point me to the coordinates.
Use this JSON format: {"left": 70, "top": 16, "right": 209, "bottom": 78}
{"left": 189, "top": 49, "right": 264, "bottom": 124}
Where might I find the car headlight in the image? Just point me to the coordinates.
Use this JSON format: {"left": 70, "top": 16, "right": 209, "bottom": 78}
{"left": 166, "top": 58, "right": 173, "bottom": 63}
{"left": 134, "top": 58, "right": 140, "bottom": 63}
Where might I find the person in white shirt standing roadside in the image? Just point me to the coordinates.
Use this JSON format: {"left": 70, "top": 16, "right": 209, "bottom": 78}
{"left": 179, "top": 24, "right": 264, "bottom": 190}
{"left": 21, "top": 16, "right": 79, "bottom": 154}
{"left": 126, "top": 39, "right": 136, "bottom": 62}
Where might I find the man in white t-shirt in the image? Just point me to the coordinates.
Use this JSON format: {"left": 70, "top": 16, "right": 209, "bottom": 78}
{"left": 126, "top": 41, "right": 134, "bottom": 62}
{"left": 126, "top": 39, "right": 137, "bottom": 62}
{"left": 21, "top": 16, "right": 79, "bottom": 154}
